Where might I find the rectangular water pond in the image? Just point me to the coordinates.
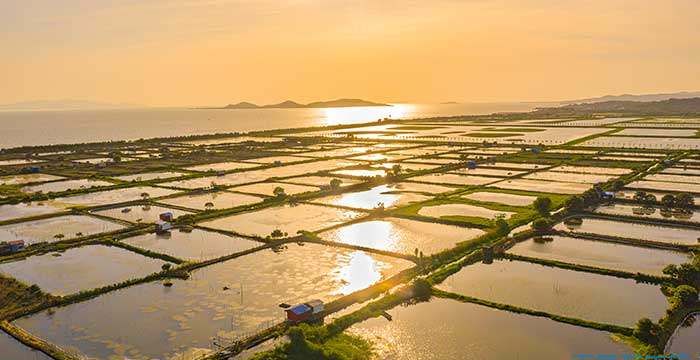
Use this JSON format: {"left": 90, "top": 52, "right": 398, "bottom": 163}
{"left": 158, "top": 191, "right": 263, "bottom": 210}
{"left": 555, "top": 217, "right": 700, "bottom": 246}
{"left": 0, "top": 329, "right": 53, "bottom": 360}
{"left": 418, "top": 203, "right": 514, "bottom": 220}
{"left": 0, "top": 215, "right": 125, "bottom": 245}
{"left": 508, "top": 235, "right": 691, "bottom": 276}
{"left": 490, "top": 178, "right": 591, "bottom": 194}
{"left": 14, "top": 243, "right": 411, "bottom": 360}
{"left": 114, "top": 171, "right": 185, "bottom": 182}
{"left": 320, "top": 217, "right": 484, "bottom": 255}
{"left": 349, "top": 297, "right": 630, "bottom": 360}
{"left": 0, "top": 173, "right": 65, "bottom": 185}
{"left": 0, "top": 201, "right": 66, "bottom": 222}
{"left": 0, "top": 244, "right": 166, "bottom": 295}
{"left": 437, "top": 259, "right": 668, "bottom": 326}
{"left": 21, "top": 179, "right": 113, "bottom": 194}
{"left": 184, "top": 161, "right": 260, "bottom": 172}
{"left": 231, "top": 182, "right": 319, "bottom": 196}
{"left": 199, "top": 203, "right": 363, "bottom": 238}
{"left": 123, "top": 229, "right": 261, "bottom": 261}
{"left": 462, "top": 191, "right": 536, "bottom": 206}
{"left": 595, "top": 203, "right": 700, "bottom": 223}
{"left": 313, "top": 184, "right": 429, "bottom": 210}
{"left": 92, "top": 205, "right": 192, "bottom": 223}
{"left": 52, "top": 186, "right": 180, "bottom": 207}
{"left": 409, "top": 173, "right": 500, "bottom": 186}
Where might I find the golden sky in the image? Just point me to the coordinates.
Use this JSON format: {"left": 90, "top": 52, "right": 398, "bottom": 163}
{"left": 2, "top": 0, "right": 699, "bottom": 106}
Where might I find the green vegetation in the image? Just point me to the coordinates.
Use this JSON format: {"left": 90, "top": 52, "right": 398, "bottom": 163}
{"left": 251, "top": 324, "right": 373, "bottom": 360}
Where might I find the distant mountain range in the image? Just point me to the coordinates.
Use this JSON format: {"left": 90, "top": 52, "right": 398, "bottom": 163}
{"left": 210, "top": 98, "right": 389, "bottom": 110}
{"left": 0, "top": 99, "right": 140, "bottom": 111}
{"left": 562, "top": 91, "right": 700, "bottom": 105}
{"left": 534, "top": 97, "right": 700, "bottom": 116}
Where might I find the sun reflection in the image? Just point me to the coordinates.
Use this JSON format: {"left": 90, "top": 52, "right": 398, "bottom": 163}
{"left": 335, "top": 220, "right": 398, "bottom": 252}
{"left": 333, "top": 251, "right": 383, "bottom": 295}
{"left": 320, "top": 104, "right": 414, "bottom": 127}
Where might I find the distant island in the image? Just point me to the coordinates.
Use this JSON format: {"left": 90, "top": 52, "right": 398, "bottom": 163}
{"left": 205, "top": 98, "right": 390, "bottom": 110}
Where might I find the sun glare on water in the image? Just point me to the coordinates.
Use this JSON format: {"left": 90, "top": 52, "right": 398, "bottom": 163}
{"left": 320, "top": 104, "right": 414, "bottom": 126}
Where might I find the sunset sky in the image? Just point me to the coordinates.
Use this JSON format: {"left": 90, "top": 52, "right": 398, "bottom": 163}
{"left": 2, "top": 0, "right": 699, "bottom": 106}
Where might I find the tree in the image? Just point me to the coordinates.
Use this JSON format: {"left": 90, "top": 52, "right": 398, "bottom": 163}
{"left": 663, "top": 263, "right": 699, "bottom": 284}
{"left": 329, "top": 178, "right": 342, "bottom": 190}
{"left": 494, "top": 213, "right": 509, "bottom": 236}
{"left": 633, "top": 318, "right": 660, "bottom": 343}
{"left": 273, "top": 186, "right": 287, "bottom": 199}
{"left": 643, "top": 193, "right": 657, "bottom": 206}
{"left": 676, "top": 193, "right": 695, "bottom": 209}
{"left": 270, "top": 229, "right": 284, "bottom": 238}
{"left": 633, "top": 191, "right": 649, "bottom": 203}
{"left": 531, "top": 218, "right": 553, "bottom": 233}
{"left": 533, "top": 197, "right": 552, "bottom": 215}
{"left": 391, "top": 164, "right": 403, "bottom": 176}
{"left": 141, "top": 192, "right": 150, "bottom": 200}
{"left": 204, "top": 202, "right": 215, "bottom": 211}
{"left": 565, "top": 196, "right": 585, "bottom": 212}
{"left": 673, "top": 285, "right": 698, "bottom": 306}
{"left": 661, "top": 194, "right": 676, "bottom": 208}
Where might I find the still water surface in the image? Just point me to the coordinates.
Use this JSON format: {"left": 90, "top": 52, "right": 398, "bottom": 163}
{"left": 0, "top": 103, "right": 540, "bottom": 149}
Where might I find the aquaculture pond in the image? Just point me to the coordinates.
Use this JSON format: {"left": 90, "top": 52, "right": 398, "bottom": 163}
{"left": 462, "top": 191, "right": 536, "bottom": 206}
{"left": 418, "top": 203, "right": 514, "bottom": 220}
{"left": 556, "top": 217, "right": 700, "bottom": 246}
{"left": 52, "top": 186, "right": 179, "bottom": 207}
{"left": 199, "top": 203, "right": 363, "bottom": 238}
{"left": 409, "top": 173, "right": 499, "bottom": 186}
{"left": 0, "top": 329, "right": 53, "bottom": 360}
{"left": 280, "top": 175, "right": 360, "bottom": 188}
{"left": 437, "top": 260, "right": 668, "bottom": 326}
{"left": 595, "top": 203, "right": 700, "bottom": 223}
{"left": 549, "top": 165, "right": 632, "bottom": 176}
{"left": 451, "top": 167, "right": 525, "bottom": 177}
{"left": 123, "top": 229, "right": 261, "bottom": 261}
{"left": 523, "top": 171, "right": 614, "bottom": 184}
{"left": 14, "top": 244, "right": 411, "bottom": 360}
{"left": 0, "top": 201, "right": 66, "bottom": 222}
{"left": 315, "top": 184, "right": 428, "bottom": 210}
{"left": 158, "top": 191, "right": 263, "bottom": 210}
{"left": 330, "top": 168, "right": 387, "bottom": 177}
{"left": 371, "top": 161, "right": 438, "bottom": 172}
{"left": 0, "top": 215, "right": 125, "bottom": 245}
{"left": 21, "top": 178, "right": 113, "bottom": 194}
{"left": 491, "top": 178, "right": 591, "bottom": 194}
{"left": 508, "top": 235, "right": 691, "bottom": 276}
{"left": 388, "top": 181, "right": 455, "bottom": 194}
{"left": 0, "top": 173, "right": 64, "bottom": 185}
{"left": 320, "top": 218, "right": 484, "bottom": 255}
{"left": 666, "top": 312, "right": 700, "bottom": 355}
{"left": 184, "top": 161, "right": 260, "bottom": 172}
{"left": 0, "top": 245, "right": 166, "bottom": 295}
{"left": 349, "top": 297, "right": 630, "bottom": 360}
{"left": 645, "top": 173, "right": 700, "bottom": 185}
{"left": 230, "top": 182, "right": 319, "bottom": 196}
{"left": 92, "top": 205, "right": 192, "bottom": 223}
{"left": 114, "top": 171, "right": 185, "bottom": 182}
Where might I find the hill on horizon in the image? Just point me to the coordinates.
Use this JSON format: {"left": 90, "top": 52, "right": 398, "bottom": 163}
{"left": 217, "top": 98, "right": 389, "bottom": 109}
{"left": 562, "top": 91, "right": 700, "bottom": 105}
{"left": 534, "top": 97, "right": 700, "bottom": 116}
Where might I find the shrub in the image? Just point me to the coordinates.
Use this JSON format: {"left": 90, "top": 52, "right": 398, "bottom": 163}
{"left": 531, "top": 218, "right": 554, "bottom": 233}
{"left": 673, "top": 285, "right": 699, "bottom": 306}
{"left": 633, "top": 318, "right": 660, "bottom": 344}
{"left": 533, "top": 197, "right": 552, "bottom": 215}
